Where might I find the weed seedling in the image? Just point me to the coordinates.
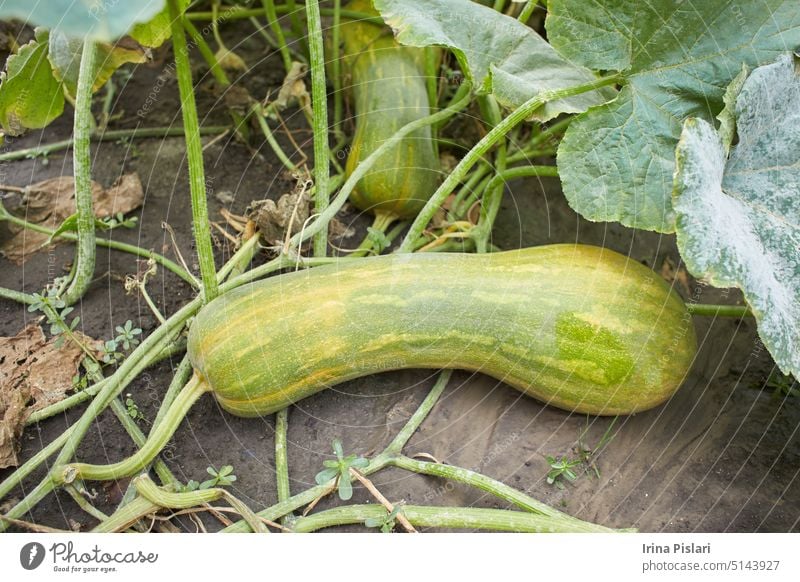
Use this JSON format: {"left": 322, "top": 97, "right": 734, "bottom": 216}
{"left": 200, "top": 465, "right": 237, "bottom": 489}
{"left": 545, "top": 455, "right": 581, "bottom": 489}
{"left": 315, "top": 439, "right": 369, "bottom": 500}
{"left": 364, "top": 505, "right": 404, "bottom": 533}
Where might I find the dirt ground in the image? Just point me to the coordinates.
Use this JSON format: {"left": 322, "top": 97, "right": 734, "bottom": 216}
{"left": 1, "top": 31, "right": 798, "bottom": 533}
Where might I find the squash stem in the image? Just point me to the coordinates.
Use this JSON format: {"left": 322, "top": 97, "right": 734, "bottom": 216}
{"left": 169, "top": 0, "right": 220, "bottom": 303}
{"left": 305, "top": 0, "right": 331, "bottom": 258}
{"left": 384, "top": 370, "right": 452, "bottom": 456}
{"left": 62, "top": 40, "right": 97, "bottom": 305}
{"left": 291, "top": 504, "right": 621, "bottom": 533}
{"left": 687, "top": 303, "right": 752, "bottom": 318}
{"left": 275, "top": 407, "right": 292, "bottom": 525}
{"left": 261, "top": 0, "right": 293, "bottom": 72}
{"left": 474, "top": 95, "right": 507, "bottom": 253}
{"left": 399, "top": 73, "right": 622, "bottom": 252}
{"left": 517, "top": 0, "right": 538, "bottom": 23}
{"left": 0, "top": 125, "right": 228, "bottom": 162}
{"left": 53, "top": 375, "right": 211, "bottom": 485}
{"left": 0, "top": 207, "right": 196, "bottom": 287}
{"left": 133, "top": 474, "right": 269, "bottom": 533}
{"left": 348, "top": 212, "right": 397, "bottom": 257}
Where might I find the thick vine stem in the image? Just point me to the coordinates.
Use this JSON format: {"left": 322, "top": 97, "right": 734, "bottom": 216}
{"left": 186, "top": 6, "right": 384, "bottom": 25}
{"left": 62, "top": 40, "right": 98, "bottom": 305}
{"left": 399, "top": 75, "right": 622, "bottom": 252}
{"left": 474, "top": 95, "right": 507, "bottom": 253}
{"left": 168, "top": 0, "right": 219, "bottom": 302}
{"left": 133, "top": 474, "right": 269, "bottom": 533}
{"left": 686, "top": 303, "right": 752, "bottom": 318}
{"left": 275, "top": 407, "right": 292, "bottom": 525}
{"left": 305, "top": 0, "right": 331, "bottom": 257}
{"left": 0, "top": 206, "right": 197, "bottom": 287}
{"left": 53, "top": 375, "right": 211, "bottom": 485}
{"left": 291, "top": 504, "right": 622, "bottom": 533}
{"left": 0, "top": 126, "right": 228, "bottom": 163}
{"left": 391, "top": 456, "right": 578, "bottom": 522}
{"left": 25, "top": 340, "right": 185, "bottom": 425}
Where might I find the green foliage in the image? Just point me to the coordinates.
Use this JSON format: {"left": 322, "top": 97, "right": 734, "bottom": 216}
{"left": 548, "top": 0, "right": 800, "bottom": 233}
{"left": 114, "top": 321, "right": 143, "bottom": 351}
{"left": 100, "top": 320, "right": 142, "bottom": 364}
{"left": 47, "top": 31, "right": 146, "bottom": 98}
{"left": 0, "top": 0, "right": 166, "bottom": 42}
{"left": 365, "top": 227, "right": 391, "bottom": 254}
{"left": 124, "top": 393, "right": 145, "bottom": 421}
{"left": 315, "top": 439, "right": 369, "bottom": 501}
{"left": 48, "top": 212, "right": 138, "bottom": 244}
{"left": 372, "top": 0, "right": 614, "bottom": 121}
{"left": 364, "top": 506, "right": 403, "bottom": 533}
{"left": 27, "top": 288, "right": 80, "bottom": 347}
{"left": 0, "top": 31, "right": 64, "bottom": 136}
{"left": 545, "top": 455, "right": 580, "bottom": 489}
{"left": 766, "top": 372, "right": 798, "bottom": 398}
{"left": 673, "top": 54, "right": 800, "bottom": 378}
{"left": 200, "top": 465, "right": 237, "bottom": 489}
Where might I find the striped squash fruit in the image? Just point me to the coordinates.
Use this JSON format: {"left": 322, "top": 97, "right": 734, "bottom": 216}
{"left": 187, "top": 244, "right": 697, "bottom": 417}
{"left": 338, "top": 0, "right": 440, "bottom": 225}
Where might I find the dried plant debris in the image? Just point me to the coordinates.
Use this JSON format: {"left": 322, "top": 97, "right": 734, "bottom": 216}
{"left": 273, "top": 61, "right": 310, "bottom": 111}
{"left": 0, "top": 325, "right": 100, "bottom": 468}
{"left": 247, "top": 188, "right": 311, "bottom": 247}
{"left": 1, "top": 173, "right": 144, "bottom": 264}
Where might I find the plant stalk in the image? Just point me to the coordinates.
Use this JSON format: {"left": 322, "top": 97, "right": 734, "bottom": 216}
{"left": 169, "top": 0, "right": 220, "bottom": 303}
{"left": 62, "top": 40, "right": 98, "bottom": 305}
{"left": 305, "top": 0, "right": 331, "bottom": 258}
{"left": 399, "top": 75, "right": 622, "bottom": 252}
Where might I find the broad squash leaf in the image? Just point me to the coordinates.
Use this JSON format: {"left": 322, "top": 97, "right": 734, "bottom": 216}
{"left": 372, "top": 0, "right": 615, "bottom": 122}
{"left": 47, "top": 31, "right": 147, "bottom": 97}
{"left": 673, "top": 54, "right": 800, "bottom": 378}
{"left": 548, "top": 0, "right": 800, "bottom": 232}
{"left": 0, "top": 0, "right": 165, "bottom": 42}
{"left": 0, "top": 30, "right": 64, "bottom": 135}
{"left": 129, "top": 0, "right": 190, "bottom": 48}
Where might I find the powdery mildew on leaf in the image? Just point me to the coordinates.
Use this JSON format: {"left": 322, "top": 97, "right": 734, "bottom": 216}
{"left": 373, "top": 0, "right": 615, "bottom": 121}
{"left": 549, "top": 0, "right": 800, "bottom": 232}
{"left": 673, "top": 55, "right": 800, "bottom": 377}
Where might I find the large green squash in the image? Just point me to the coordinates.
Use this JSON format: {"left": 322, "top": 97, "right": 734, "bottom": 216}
{"left": 187, "top": 245, "right": 697, "bottom": 417}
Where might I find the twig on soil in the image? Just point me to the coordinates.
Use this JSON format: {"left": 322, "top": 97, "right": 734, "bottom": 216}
{"left": 349, "top": 468, "right": 417, "bottom": 533}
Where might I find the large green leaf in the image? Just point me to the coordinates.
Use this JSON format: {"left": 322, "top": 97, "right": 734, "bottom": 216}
{"left": 129, "top": 0, "right": 189, "bottom": 48}
{"left": 548, "top": 0, "right": 800, "bottom": 232}
{"left": 673, "top": 54, "right": 800, "bottom": 378}
{"left": 0, "top": 30, "right": 64, "bottom": 135}
{"left": 47, "top": 31, "right": 147, "bottom": 97}
{"left": 372, "top": 0, "right": 615, "bottom": 121}
{"left": 0, "top": 0, "right": 165, "bottom": 42}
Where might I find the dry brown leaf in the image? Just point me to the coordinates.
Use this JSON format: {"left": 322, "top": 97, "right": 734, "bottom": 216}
{"left": 0, "top": 325, "right": 101, "bottom": 468}
{"left": 247, "top": 190, "right": 310, "bottom": 246}
{"left": 1, "top": 173, "right": 144, "bottom": 264}
{"left": 328, "top": 218, "right": 356, "bottom": 240}
{"left": 274, "top": 61, "right": 310, "bottom": 111}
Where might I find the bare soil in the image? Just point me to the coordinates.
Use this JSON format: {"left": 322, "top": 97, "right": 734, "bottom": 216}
{"left": 1, "top": 33, "right": 798, "bottom": 533}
